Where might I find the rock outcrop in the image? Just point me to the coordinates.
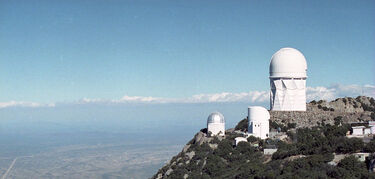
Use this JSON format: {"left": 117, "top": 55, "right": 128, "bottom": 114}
{"left": 271, "top": 96, "right": 375, "bottom": 128}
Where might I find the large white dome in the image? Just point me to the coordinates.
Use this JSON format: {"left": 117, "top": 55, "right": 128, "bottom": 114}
{"left": 269, "top": 47, "right": 307, "bottom": 78}
{"left": 207, "top": 112, "right": 225, "bottom": 124}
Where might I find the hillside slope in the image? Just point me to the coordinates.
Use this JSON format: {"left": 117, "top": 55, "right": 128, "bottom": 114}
{"left": 153, "top": 96, "right": 375, "bottom": 179}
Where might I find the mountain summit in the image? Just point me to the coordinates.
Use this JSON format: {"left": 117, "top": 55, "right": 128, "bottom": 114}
{"left": 153, "top": 96, "right": 375, "bottom": 179}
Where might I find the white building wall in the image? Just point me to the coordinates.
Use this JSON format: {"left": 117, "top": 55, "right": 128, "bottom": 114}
{"left": 249, "top": 121, "right": 270, "bottom": 139}
{"left": 370, "top": 126, "right": 375, "bottom": 134}
{"left": 370, "top": 121, "right": 375, "bottom": 134}
{"left": 352, "top": 127, "right": 364, "bottom": 136}
{"left": 234, "top": 137, "right": 248, "bottom": 146}
{"left": 264, "top": 148, "right": 278, "bottom": 155}
{"left": 248, "top": 106, "right": 270, "bottom": 139}
{"left": 270, "top": 78, "right": 306, "bottom": 111}
{"left": 207, "top": 123, "right": 225, "bottom": 136}
{"left": 353, "top": 153, "right": 370, "bottom": 162}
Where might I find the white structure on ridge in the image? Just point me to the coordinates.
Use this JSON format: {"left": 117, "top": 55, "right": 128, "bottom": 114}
{"left": 352, "top": 126, "right": 366, "bottom": 136}
{"left": 370, "top": 121, "right": 375, "bottom": 134}
{"left": 248, "top": 106, "right": 270, "bottom": 139}
{"left": 207, "top": 112, "right": 225, "bottom": 136}
{"left": 234, "top": 137, "right": 248, "bottom": 146}
{"left": 269, "top": 47, "right": 308, "bottom": 111}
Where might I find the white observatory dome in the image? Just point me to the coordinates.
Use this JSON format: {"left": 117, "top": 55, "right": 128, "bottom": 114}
{"left": 207, "top": 112, "right": 225, "bottom": 136}
{"left": 207, "top": 112, "right": 225, "bottom": 124}
{"left": 248, "top": 106, "right": 270, "bottom": 122}
{"left": 269, "top": 48, "right": 307, "bottom": 78}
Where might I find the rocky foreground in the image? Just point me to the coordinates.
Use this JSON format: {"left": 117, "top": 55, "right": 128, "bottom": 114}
{"left": 153, "top": 96, "right": 375, "bottom": 179}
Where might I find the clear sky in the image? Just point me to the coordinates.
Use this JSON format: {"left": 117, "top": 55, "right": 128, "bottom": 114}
{"left": 1, "top": 0, "right": 374, "bottom": 103}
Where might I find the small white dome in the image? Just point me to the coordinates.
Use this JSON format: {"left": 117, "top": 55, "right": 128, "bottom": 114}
{"left": 207, "top": 112, "right": 225, "bottom": 124}
{"left": 269, "top": 47, "right": 307, "bottom": 78}
{"left": 248, "top": 106, "right": 270, "bottom": 122}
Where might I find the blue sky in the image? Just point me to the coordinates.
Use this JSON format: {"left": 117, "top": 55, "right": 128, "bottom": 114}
{"left": 0, "top": 0, "right": 374, "bottom": 104}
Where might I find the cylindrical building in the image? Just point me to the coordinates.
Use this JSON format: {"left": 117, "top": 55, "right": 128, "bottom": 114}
{"left": 269, "top": 47, "right": 308, "bottom": 111}
{"left": 207, "top": 112, "right": 225, "bottom": 136}
{"left": 248, "top": 106, "right": 270, "bottom": 139}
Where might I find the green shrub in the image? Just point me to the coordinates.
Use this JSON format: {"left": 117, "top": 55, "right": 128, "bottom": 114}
{"left": 235, "top": 118, "right": 248, "bottom": 131}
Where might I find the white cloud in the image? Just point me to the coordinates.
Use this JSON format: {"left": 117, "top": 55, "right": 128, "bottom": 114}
{"left": 76, "top": 98, "right": 106, "bottom": 104}
{"left": 306, "top": 86, "right": 336, "bottom": 101}
{"left": 0, "top": 101, "right": 55, "bottom": 108}
{"left": 1, "top": 84, "right": 373, "bottom": 108}
{"left": 119, "top": 96, "right": 164, "bottom": 103}
{"left": 189, "top": 91, "right": 268, "bottom": 103}
{"left": 108, "top": 84, "right": 375, "bottom": 104}
{"left": 307, "top": 84, "right": 375, "bottom": 101}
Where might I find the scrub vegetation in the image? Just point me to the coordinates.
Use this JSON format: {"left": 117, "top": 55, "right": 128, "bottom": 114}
{"left": 154, "top": 123, "right": 375, "bottom": 178}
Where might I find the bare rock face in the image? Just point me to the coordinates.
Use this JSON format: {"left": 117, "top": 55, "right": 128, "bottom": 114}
{"left": 312, "top": 96, "right": 375, "bottom": 113}
{"left": 209, "top": 143, "right": 218, "bottom": 150}
{"left": 182, "top": 144, "right": 191, "bottom": 153}
{"left": 165, "top": 168, "right": 173, "bottom": 176}
{"left": 192, "top": 131, "right": 212, "bottom": 145}
{"left": 193, "top": 131, "right": 205, "bottom": 144}
{"left": 271, "top": 96, "right": 375, "bottom": 128}
{"left": 285, "top": 155, "right": 306, "bottom": 161}
{"left": 155, "top": 173, "right": 162, "bottom": 179}
{"left": 185, "top": 151, "right": 195, "bottom": 160}
{"left": 328, "top": 98, "right": 363, "bottom": 113}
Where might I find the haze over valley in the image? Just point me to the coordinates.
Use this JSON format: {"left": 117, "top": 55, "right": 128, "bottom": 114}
{"left": 0, "top": 103, "right": 253, "bottom": 178}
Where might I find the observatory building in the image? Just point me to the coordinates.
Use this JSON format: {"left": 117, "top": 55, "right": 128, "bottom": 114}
{"left": 248, "top": 106, "right": 270, "bottom": 139}
{"left": 207, "top": 112, "right": 225, "bottom": 136}
{"left": 269, "top": 47, "right": 308, "bottom": 111}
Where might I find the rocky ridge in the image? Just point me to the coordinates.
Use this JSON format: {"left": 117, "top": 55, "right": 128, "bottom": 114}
{"left": 271, "top": 96, "right": 375, "bottom": 128}
{"left": 153, "top": 96, "right": 375, "bottom": 179}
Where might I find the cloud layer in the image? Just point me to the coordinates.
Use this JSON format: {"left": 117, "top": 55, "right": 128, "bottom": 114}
{"left": 0, "top": 101, "right": 55, "bottom": 108}
{"left": 1, "top": 84, "right": 374, "bottom": 108}
{"left": 306, "top": 84, "right": 375, "bottom": 101}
